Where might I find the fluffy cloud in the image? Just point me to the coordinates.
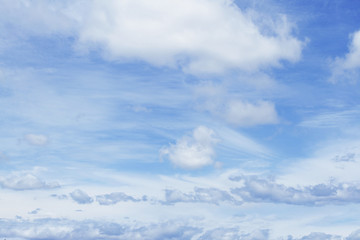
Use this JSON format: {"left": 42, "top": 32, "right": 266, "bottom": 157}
{"left": 24, "top": 134, "right": 49, "bottom": 146}
{"left": 230, "top": 175, "right": 360, "bottom": 206}
{"left": 96, "top": 192, "right": 142, "bottom": 205}
{"left": 0, "top": 173, "right": 59, "bottom": 190}
{"left": 164, "top": 187, "right": 241, "bottom": 205}
{"left": 69, "top": 189, "right": 93, "bottom": 204}
{"left": 77, "top": 0, "right": 302, "bottom": 74}
{"left": 160, "top": 126, "right": 218, "bottom": 169}
{"left": 0, "top": 0, "right": 303, "bottom": 75}
{"left": 329, "top": 30, "right": 360, "bottom": 83}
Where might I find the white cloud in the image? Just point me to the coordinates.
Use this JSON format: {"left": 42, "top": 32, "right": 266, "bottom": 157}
{"left": 96, "top": 192, "right": 141, "bottom": 205}
{"left": 77, "top": 0, "right": 302, "bottom": 74}
{"left": 225, "top": 100, "right": 278, "bottom": 126}
{"left": 69, "top": 189, "right": 93, "bottom": 204}
{"left": 230, "top": 174, "right": 360, "bottom": 206}
{"left": 0, "top": 173, "right": 59, "bottom": 190}
{"left": 160, "top": 126, "right": 218, "bottom": 169}
{"left": 194, "top": 82, "right": 279, "bottom": 127}
{"left": 329, "top": 30, "right": 360, "bottom": 83}
{"left": 163, "top": 187, "right": 241, "bottom": 205}
{"left": 24, "top": 134, "right": 49, "bottom": 146}
{"left": 0, "top": 0, "right": 303, "bottom": 75}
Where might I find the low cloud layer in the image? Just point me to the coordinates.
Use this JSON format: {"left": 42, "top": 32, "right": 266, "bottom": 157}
{"left": 0, "top": 217, "right": 359, "bottom": 240}
{"left": 230, "top": 175, "right": 360, "bottom": 206}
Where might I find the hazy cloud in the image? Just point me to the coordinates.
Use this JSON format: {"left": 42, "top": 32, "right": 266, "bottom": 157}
{"left": 0, "top": 173, "right": 59, "bottom": 190}
{"left": 96, "top": 192, "right": 141, "bottom": 205}
{"left": 164, "top": 187, "right": 241, "bottom": 205}
{"left": 70, "top": 189, "right": 93, "bottom": 204}
{"left": 24, "top": 134, "right": 49, "bottom": 146}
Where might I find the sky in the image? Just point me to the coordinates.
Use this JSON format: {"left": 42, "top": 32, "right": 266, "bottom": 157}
{"left": 1, "top": 0, "right": 360, "bottom": 239}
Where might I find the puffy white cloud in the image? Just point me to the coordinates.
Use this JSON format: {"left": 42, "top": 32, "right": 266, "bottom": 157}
{"left": 24, "top": 134, "right": 49, "bottom": 146}
{"left": 0, "top": 0, "right": 303, "bottom": 75}
{"left": 78, "top": 0, "right": 303, "bottom": 74}
{"left": 96, "top": 192, "right": 141, "bottom": 205}
{"left": 329, "top": 30, "right": 360, "bottom": 83}
{"left": 0, "top": 173, "right": 59, "bottom": 190}
{"left": 69, "top": 189, "right": 93, "bottom": 204}
{"left": 160, "top": 126, "right": 218, "bottom": 169}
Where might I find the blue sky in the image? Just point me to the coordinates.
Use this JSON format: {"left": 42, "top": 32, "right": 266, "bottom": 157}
{"left": 1, "top": 0, "right": 360, "bottom": 239}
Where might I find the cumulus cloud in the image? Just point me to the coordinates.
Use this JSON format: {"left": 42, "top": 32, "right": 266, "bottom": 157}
{"left": 96, "top": 192, "right": 141, "bottom": 205}
{"left": 0, "top": 0, "right": 303, "bottom": 75}
{"left": 329, "top": 30, "right": 360, "bottom": 83}
{"left": 70, "top": 189, "right": 93, "bottom": 204}
{"left": 163, "top": 187, "right": 241, "bottom": 205}
{"left": 0, "top": 173, "right": 59, "bottom": 190}
{"left": 230, "top": 175, "right": 360, "bottom": 206}
{"left": 77, "top": 0, "right": 303, "bottom": 74}
{"left": 160, "top": 126, "right": 218, "bottom": 169}
{"left": 24, "top": 134, "right": 49, "bottom": 146}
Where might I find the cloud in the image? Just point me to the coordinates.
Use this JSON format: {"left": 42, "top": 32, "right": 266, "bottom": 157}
{"left": 70, "top": 189, "right": 93, "bottom": 204}
{"left": 160, "top": 126, "right": 218, "bottom": 169}
{"left": 0, "top": 218, "right": 201, "bottom": 240}
{"left": 0, "top": 0, "right": 303, "bottom": 75}
{"left": 28, "top": 208, "right": 41, "bottom": 215}
{"left": 293, "top": 232, "right": 341, "bottom": 240}
{"left": 198, "top": 228, "right": 269, "bottom": 240}
{"left": 194, "top": 82, "right": 279, "bottom": 127}
{"left": 0, "top": 173, "right": 59, "bottom": 190}
{"left": 163, "top": 187, "right": 241, "bottom": 205}
{"left": 96, "top": 192, "right": 141, "bottom": 205}
{"left": 224, "top": 100, "right": 278, "bottom": 126}
{"left": 24, "top": 134, "right": 49, "bottom": 146}
{"left": 230, "top": 175, "right": 360, "bottom": 206}
{"left": 329, "top": 30, "right": 360, "bottom": 83}
{"left": 299, "top": 109, "right": 360, "bottom": 128}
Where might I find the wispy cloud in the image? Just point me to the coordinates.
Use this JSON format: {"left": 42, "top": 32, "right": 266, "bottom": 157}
{"left": 329, "top": 29, "right": 360, "bottom": 83}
